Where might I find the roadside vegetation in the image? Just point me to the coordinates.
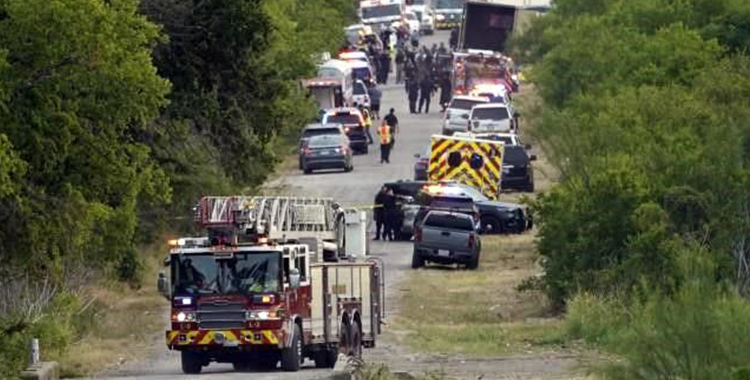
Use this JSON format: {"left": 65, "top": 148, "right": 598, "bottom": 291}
{"left": 398, "top": 235, "right": 566, "bottom": 357}
{"left": 509, "top": 0, "right": 750, "bottom": 378}
{"left": 0, "top": 0, "right": 355, "bottom": 377}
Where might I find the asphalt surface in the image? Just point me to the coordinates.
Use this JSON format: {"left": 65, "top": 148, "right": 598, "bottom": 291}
{"left": 91, "top": 31, "right": 449, "bottom": 380}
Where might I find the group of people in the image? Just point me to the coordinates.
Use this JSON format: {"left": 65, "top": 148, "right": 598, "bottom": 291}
{"left": 399, "top": 43, "right": 453, "bottom": 115}
{"left": 373, "top": 186, "right": 402, "bottom": 241}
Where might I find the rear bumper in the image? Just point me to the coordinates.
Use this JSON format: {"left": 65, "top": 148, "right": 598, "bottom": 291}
{"left": 414, "top": 246, "right": 476, "bottom": 263}
{"left": 304, "top": 155, "right": 348, "bottom": 170}
{"left": 166, "top": 329, "right": 282, "bottom": 350}
{"left": 501, "top": 175, "right": 532, "bottom": 190}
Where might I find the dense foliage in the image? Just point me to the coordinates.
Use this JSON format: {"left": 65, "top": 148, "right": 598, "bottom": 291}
{"left": 515, "top": 0, "right": 750, "bottom": 377}
{"left": 0, "top": 0, "right": 353, "bottom": 377}
{"left": 515, "top": 0, "right": 750, "bottom": 308}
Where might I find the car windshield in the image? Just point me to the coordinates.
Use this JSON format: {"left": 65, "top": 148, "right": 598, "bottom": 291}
{"left": 472, "top": 107, "right": 509, "bottom": 120}
{"left": 309, "top": 135, "right": 341, "bottom": 147}
{"left": 477, "top": 134, "right": 514, "bottom": 144}
{"left": 450, "top": 99, "right": 486, "bottom": 111}
{"left": 503, "top": 146, "right": 529, "bottom": 163}
{"left": 326, "top": 114, "right": 360, "bottom": 125}
{"left": 362, "top": 4, "right": 401, "bottom": 19}
{"left": 303, "top": 128, "right": 340, "bottom": 139}
{"left": 424, "top": 213, "right": 474, "bottom": 231}
{"left": 172, "top": 252, "right": 280, "bottom": 296}
{"left": 453, "top": 185, "right": 489, "bottom": 202}
{"left": 354, "top": 81, "right": 368, "bottom": 94}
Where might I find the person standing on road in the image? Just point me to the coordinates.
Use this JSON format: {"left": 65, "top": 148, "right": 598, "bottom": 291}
{"left": 418, "top": 75, "right": 434, "bottom": 114}
{"left": 368, "top": 84, "right": 382, "bottom": 120}
{"left": 383, "top": 188, "right": 398, "bottom": 241}
{"left": 378, "top": 121, "right": 392, "bottom": 164}
{"left": 439, "top": 74, "right": 452, "bottom": 112}
{"left": 378, "top": 52, "right": 391, "bottom": 84}
{"left": 356, "top": 103, "right": 374, "bottom": 144}
{"left": 373, "top": 187, "right": 388, "bottom": 240}
{"left": 395, "top": 48, "right": 405, "bottom": 84}
{"left": 384, "top": 108, "right": 399, "bottom": 148}
{"left": 408, "top": 80, "right": 420, "bottom": 114}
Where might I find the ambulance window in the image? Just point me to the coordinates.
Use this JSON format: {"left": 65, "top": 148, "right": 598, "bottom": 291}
{"left": 447, "top": 151, "right": 462, "bottom": 167}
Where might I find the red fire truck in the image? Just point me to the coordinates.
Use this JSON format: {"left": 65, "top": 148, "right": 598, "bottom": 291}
{"left": 157, "top": 196, "right": 383, "bottom": 374}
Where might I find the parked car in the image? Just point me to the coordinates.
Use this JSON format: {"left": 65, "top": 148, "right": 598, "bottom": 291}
{"left": 413, "top": 147, "right": 430, "bottom": 181}
{"left": 437, "top": 183, "right": 532, "bottom": 233}
{"left": 413, "top": 183, "right": 531, "bottom": 234}
{"left": 353, "top": 79, "right": 371, "bottom": 108}
{"left": 404, "top": 11, "right": 421, "bottom": 35}
{"left": 467, "top": 103, "right": 516, "bottom": 133}
{"left": 412, "top": 210, "right": 482, "bottom": 269}
{"left": 298, "top": 123, "right": 346, "bottom": 169}
{"left": 322, "top": 108, "right": 369, "bottom": 153}
{"left": 501, "top": 145, "right": 536, "bottom": 192}
{"left": 420, "top": 10, "right": 435, "bottom": 35}
{"left": 442, "top": 95, "right": 490, "bottom": 135}
{"left": 300, "top": 134, "right": 353, "bottom": 174}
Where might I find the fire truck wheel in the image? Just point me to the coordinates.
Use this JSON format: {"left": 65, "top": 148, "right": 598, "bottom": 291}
{"left": 281, "top": 324, "right": 302, "bottom": 372}
{"left": 351, "top": 320, "right": 363, "bottom": 358}
{"left": 181, "top": 351, "right": 203, "bottom": 374}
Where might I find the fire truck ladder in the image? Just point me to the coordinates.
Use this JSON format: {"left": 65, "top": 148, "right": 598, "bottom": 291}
{"left": 196, "top": 196, "right": 342, "bottom": 241}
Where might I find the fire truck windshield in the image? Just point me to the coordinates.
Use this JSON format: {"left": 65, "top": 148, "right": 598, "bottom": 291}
{"left": 172, "top": 252, "right": 280, "bottom": 296}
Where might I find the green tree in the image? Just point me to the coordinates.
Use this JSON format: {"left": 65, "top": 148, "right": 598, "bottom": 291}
{"left": 0, "top": 0, "right": 170, "bottom": 276}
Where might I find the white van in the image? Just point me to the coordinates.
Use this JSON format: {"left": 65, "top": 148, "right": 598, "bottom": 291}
{"left": 317, "top": 59, "right": 354, "bottom": 106}
{"left": 346, "top": 59, "right": 375, "bottom": 85}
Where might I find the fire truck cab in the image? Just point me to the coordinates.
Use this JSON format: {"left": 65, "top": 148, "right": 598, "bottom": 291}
{"left": 158, "top": 196, "right": 383, "bottom": 374}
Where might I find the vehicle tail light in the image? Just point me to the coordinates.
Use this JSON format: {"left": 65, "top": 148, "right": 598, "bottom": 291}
{"left": 414, "top": 228, "right": 423, "bottom": 242}
{"left": 303, "top": 148, "right": 313, "bottom": 155}
{"left": 468, "top": 233, "right": 475, "bottom": 249}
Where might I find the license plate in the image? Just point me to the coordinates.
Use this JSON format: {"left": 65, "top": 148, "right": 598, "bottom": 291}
{"left": 437, "top": 250, "right": 450, "bottom": 257}
{"left": 321, "top": 150, "right": 331, "bottom": 155}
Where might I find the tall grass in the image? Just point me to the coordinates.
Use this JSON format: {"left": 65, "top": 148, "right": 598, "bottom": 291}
{"left": 563, "top": 249, "right": 750, "bottom": 380}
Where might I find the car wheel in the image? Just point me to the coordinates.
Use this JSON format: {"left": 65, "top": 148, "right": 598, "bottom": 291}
{"left": 525, "top": 180, "right": 535, "bottom": 193}
{"left": 411, "top": 248, "right": 424, "bottom": 269}
{"left": 480, "top": 216, "right": 502, "bottom": 234}
{"left": 362, "top": 145, "right": 369, "bottom": 154}
{"left": 303, "top": 167, "right": 312, "bottom": 175}
{"left": 467, "top": 251, "right": 480, "bottom": 270}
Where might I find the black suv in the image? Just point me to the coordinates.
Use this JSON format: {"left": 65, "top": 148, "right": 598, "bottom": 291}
{"left": 416, "top": 183, "right": 531, "bottom": 235}
{"left": 501, "top": 145, "right": 536, "bottom": 192}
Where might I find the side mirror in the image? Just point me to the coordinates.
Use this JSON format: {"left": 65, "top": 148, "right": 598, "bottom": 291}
{"left": 289, "top": 268, "right": 301, "bottom": 289}
{"left": 157, "top": 270, "right": 170, "bottom": 300}
{"left": 414, "top": 153, "right": 420, "bottom": 158}
{"left": 524, "top": 144, "right": 532, "bottom": 150}
{"left": 460, "top": 114, "right": 469, "bottom": 119}
{"left": 530, "top": 154, "right": 538, "bottom": 161}
{"left": 514, "top": 112, "right": 521, "bottom": 118}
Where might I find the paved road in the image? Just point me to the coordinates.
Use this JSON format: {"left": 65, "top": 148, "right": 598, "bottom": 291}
{"left": 93, "top": 32, "right": 449, "bottom": 380}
